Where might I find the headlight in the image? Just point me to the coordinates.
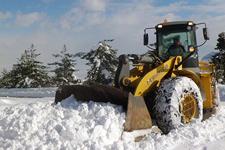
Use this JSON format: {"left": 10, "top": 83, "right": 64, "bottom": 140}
{"left": 189, "top": 46, "right": 195, "bottom": 52}
{"left": 188, "top": 22, "right": 193, "bottom": 26}
{"left": 157, "top": 24, "right": 163, "bottom": 28}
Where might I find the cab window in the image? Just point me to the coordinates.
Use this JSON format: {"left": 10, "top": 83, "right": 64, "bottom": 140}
{"left": 157, "top": 28, "right": 196, "bottom": 59}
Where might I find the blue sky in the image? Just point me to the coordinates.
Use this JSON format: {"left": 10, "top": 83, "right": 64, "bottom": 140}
{"left": 0, "top": 0, "right": 225, "bottom": 78}
{"left": 0, "top": 0, "right": 73, "bottom": 17}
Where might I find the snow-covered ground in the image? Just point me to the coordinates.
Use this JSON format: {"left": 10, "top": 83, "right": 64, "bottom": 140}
{"left": 0, "top": 88, "right": 56, "bottom": 98}
{"left": 0, "top": 85, "right": 225, "bottom": 149}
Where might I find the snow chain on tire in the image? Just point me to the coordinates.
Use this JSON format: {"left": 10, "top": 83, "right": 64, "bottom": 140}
{"left": 154, "top": 77, "right": 203, "bottom": 134}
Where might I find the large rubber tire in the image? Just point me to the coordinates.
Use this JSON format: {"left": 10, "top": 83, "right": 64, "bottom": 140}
{"left": 154, "top": 77, "right": 203, "bottom": 134}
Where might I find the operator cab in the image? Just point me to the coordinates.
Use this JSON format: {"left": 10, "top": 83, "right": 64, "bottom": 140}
{"left": 144, "top": 21, "right": 209, "bottom": 68}
{"left": 156, "top": 21, "right": 198, "bottom": 68}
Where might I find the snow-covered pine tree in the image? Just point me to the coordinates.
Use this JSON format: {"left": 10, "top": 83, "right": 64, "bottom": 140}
{"left": 0, "top": 69, "right": 14, "bottom": 88}
{"left": 81, "top": 40, "right": 118, "bottom": 85}
{"left": 211, "top": 32, "right": 225, "bottom": 83}
{"left": 48, "top": 45, "right": 79, "bottom": 86}
{"left": 0, "top": 44, "right": 50, "bottom": 88}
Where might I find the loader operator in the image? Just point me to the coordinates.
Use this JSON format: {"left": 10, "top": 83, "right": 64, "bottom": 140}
{"left": 167, "top": 37, "right": 185, "bottom": 57}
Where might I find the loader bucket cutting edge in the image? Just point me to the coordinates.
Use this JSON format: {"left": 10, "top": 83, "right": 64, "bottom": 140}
{"left": 124, "top": 93, "right": 152, "bottom": 131}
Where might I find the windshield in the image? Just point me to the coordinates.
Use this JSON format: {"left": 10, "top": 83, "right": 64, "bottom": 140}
{"left": 157, "top": 28, "right": 196, "bottom": 59}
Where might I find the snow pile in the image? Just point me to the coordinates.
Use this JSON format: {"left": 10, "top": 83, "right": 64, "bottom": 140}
{"left": 0, "top": 85, "right": 225, "bottom": 149}
{"left": 0, "top": 96, "right": 125, "bottom": 149}
{"left": 218, "top": 84, "right": 225, "bottom": 101}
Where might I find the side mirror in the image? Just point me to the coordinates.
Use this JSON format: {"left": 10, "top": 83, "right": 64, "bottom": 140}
{"left": 144, "top": 33, "right": 149, "bottom": 45}
{"left": 203, "top": 28, "right": 209, "bottom": 40}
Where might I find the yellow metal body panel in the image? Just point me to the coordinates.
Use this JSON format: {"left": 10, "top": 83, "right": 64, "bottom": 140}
{"left": 173, "top": 69, "right": 201, "bottom": 86}
{"left": 133, "top": 57, "right": 177, "bottom": 96}
{"left": 199, "top": 61, "right": 214, "bottom": 73}
{"left": 123, "top": 56, "right": 182, "bottom": 97}
{"left": 127, "top": 65, "right": 145, "bottom": 87}
{"left": 200, "top": 73, "right": 214, "bottom": 108}
{"left": 199, "top": 61, "right": 215, "bottom": 109}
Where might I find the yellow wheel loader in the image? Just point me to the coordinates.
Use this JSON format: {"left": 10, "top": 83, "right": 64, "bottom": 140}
{"left": 55, "top": 21, "right": 219, "bottom": 134}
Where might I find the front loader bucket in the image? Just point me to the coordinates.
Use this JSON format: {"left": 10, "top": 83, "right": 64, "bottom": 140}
{"left": 124, "top": 93, "right": 152, "bottom": 131}
{"left": 55, "top": 84, "right": 128, "bottom": 107}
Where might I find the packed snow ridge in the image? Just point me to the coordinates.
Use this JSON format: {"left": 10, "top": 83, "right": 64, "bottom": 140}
{"left": 0, "top": 85, "right": 225, "bottom": 149}
{"left": 0, "top": 97, "right": 125, "bottom": 149}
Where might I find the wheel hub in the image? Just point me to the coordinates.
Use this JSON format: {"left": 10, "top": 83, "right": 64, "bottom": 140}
{"left": 180, "top": 94, "right": 197, "bottom": 123}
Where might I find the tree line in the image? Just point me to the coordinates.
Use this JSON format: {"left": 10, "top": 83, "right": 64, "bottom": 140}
{"left": 0, "top": 40, "right": 118, "bottom": 88}
{"left": 0, "top": 33, "right": 225, "bottom": 88}
{"left": 211, "top": 32, "right": 225, "bottom": 83}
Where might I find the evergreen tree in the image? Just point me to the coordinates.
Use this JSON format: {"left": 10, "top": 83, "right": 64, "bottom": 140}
{"left": 0, "top": 69, "right": 15, "bottom": 88}
{"left": 0, "top": 44, "right": 50, "bottom": 88}
{"left": 211, "top": 32, "right": 225, "bottom": 83}
{"left": 48, "top": 45, "right": 79, "bottom": 86}
{"left": 81, "top": 40, "right": 118, "bottom": 84}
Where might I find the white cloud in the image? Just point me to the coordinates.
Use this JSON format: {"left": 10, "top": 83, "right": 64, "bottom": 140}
{"left": 60, "top": 0, "right": 181, "bottom": 32}
{"left": 60, "top": 7, "right": 84, "bottom": 30}
{"left": 15, "top": 12, "right": 45, "bottom": 27}
{"left": 83, "top": 0, "right": 107, "bottom": 12}
{"left": 59, "top": 0, "right": 109, "bottom": 29}
{"left": 0, "top": 11, "right": 12, "bottom": 20}
{"left": 59, "top": 4, "right": 106, "bottom": 30}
